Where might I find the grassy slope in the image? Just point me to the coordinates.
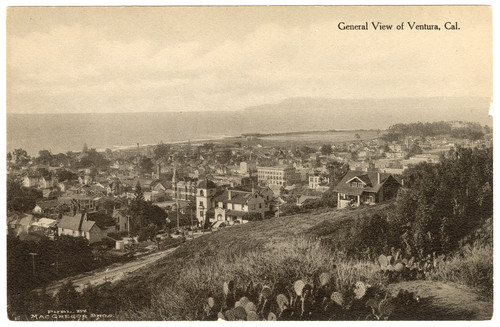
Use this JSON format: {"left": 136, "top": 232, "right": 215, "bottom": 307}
{"left": 108, "top": 203, "right": 492, "bottom": 320}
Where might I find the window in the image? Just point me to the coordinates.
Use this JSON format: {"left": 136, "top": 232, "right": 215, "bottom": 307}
{"left": 199, "top": 201, "right": 203, "bottom": 206}
{"left": 200, "top": 190, "right": 204, "bottom": 196}
{"left": 200, "top": 211, "right": 204, "bottom": 217}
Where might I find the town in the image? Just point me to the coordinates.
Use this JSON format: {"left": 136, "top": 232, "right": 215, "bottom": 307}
{"left": 6, "top": 120, "right": 492, "bottom": 319}
{"left": 7, "top": 121, "right": 489, "bottom": 242}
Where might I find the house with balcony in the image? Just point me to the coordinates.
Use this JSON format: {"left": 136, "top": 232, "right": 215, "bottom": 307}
{"left": 333, "top": 171, "right": 401, "bottom": 209}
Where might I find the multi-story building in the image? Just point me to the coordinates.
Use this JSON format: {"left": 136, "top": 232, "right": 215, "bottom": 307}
{"left": 213, "top": 186, "right": 267, "bottom": 223}
{"left": 172, "top": 169, "right": 197, "bottom": 201}
{"left": 308, "top": 173, "right": 330, "bottom": 190}
{"left": 239, "top": 161, "right": 257, "bottom": 175}
{"left": 196, "top": 179, "right": 217, "bottom": 224}
{"left": 257, "top": 165, "right": 298, "bottom": 187}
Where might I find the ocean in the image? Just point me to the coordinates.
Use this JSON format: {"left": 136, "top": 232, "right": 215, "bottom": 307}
{"left": 6, "top": 97, "right": 491, "bottom": 155}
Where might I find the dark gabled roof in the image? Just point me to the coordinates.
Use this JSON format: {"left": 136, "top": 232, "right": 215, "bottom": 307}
{"left": 297, "top": 195, "right": 321, "bottom": 205}
{"left": 333, "top": 171, "right": 400, "bottom": 195}
{"left": 197, "top": 179, "right": 216, "bottom": 189}
{"left": 214, "top": 190, "right": 260, "bottom": 205}
{"left": 35, "top": 199, "right": 60, "bottom": 209}
{"left": 112, "top": 209, "right": 128, "bottom": 218}
{"left": 58, "top": 214, "right": 98, "bottom": 232}
{"left": 18, "top": 214, "right": 35, "bottom": 226}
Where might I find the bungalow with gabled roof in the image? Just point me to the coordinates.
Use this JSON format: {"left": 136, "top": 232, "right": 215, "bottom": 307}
{"left": 333, "top": 171, "right": 401, "bottom": 209}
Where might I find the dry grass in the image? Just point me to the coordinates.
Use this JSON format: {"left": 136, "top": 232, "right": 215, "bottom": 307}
{"left": 110, "top": 205, "right": 392, "bottom": 320}
{"left": 116, "top": 237, "right": 383, "bottom": 320}
{"left": 427, "top": 242, "right": 493, "bottom": 300}
{"left": 106, "top": 203, "right": 491, "bottom": 320}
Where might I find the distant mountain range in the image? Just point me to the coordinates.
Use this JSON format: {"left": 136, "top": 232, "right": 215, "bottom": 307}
{"left": 243, "top": 96, "right": 492, "bottom": 129}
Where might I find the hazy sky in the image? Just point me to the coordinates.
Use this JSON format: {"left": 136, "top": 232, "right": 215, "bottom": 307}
{"left": 7, "top": 6, "right": 492, "bottom": 114}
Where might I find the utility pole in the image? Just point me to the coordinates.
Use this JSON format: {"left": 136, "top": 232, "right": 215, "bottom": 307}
{"left": 176, "top": 197, "right": 180, "bottom": 231}
{"left": 29, "top": 252, "right": 38, "bottom": 276}
{"left": 190, "top": 203, "right": 194, "bottom": 239}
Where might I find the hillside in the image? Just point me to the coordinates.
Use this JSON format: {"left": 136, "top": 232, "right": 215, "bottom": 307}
{"left": 99, "top": 203, "right": 491, "bottom": 320}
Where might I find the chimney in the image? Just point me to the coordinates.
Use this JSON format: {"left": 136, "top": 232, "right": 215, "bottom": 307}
{"left": 78, "top": 212, "right": 85, "bottom": 231}
{"left": 401, "top": 178, "right": 404, "bottom": 186}
{"left": 377, "top": 173, "right": 381, "bottom": 184}
{"left": 228, "top": 190, "right": 232, "bottom": 200}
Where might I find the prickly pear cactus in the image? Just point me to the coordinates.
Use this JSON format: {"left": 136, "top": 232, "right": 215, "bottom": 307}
{"left": 330, "top": 291, "right": 344, "bottom": 307}
{"left": 207, "top": 297, "right": 215, "bottom": 308}
{"left": 319, "top": 272, "right": 331, "bottom": 286}
{"left": 294, "top": 280, "right": 305, "bottom": 296}
{"left": 261, "top": 285, "right": 273, "bottom": 299}
{"left": 239, "top": 296, "right": 250, "bottom": 308}
{"left": 267, "top": 312, "right": 277, "bottom": 321}
{"left": 244, "top": 301, "right": 257, "bottom": 314}
{"left": 354, "top": 281, "right": 367, "bottom": 299}
{"left": 394, "top": 262, "right": 405, "bottom": 272}
{"left": 224, "top": 308, "right": 236, "bottom": 321}
{"left": 276, "top": 294, "right": 289, "bottom": 312}
{"left": 378, "top": 254, "right": 388, "bottom": 268}
{"left": 233, "top": 306, "right": 247, "bottom": 320}
{"left": 246, "top": 311, "right": 259, "bottom": 321}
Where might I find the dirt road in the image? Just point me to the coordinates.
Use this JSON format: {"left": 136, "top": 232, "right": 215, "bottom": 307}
{"left": 41, "top": 247, "right": 177, "bottom": 296}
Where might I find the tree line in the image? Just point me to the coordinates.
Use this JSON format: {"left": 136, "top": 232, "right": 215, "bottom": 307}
{"left": 380, "top": 121, "right": 487, "bottom": 142}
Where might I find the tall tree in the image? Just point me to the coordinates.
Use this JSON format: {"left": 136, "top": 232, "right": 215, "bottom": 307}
{"left": 139, "top": 156, "right": 154, "bottom": 174}
{"left": 36, "top": 150, "right": 53, "bottom": 165}
{"left": 326, "top": 160, "right": 350, "bottom": 186}
{"left": 320, "top": 144, "right": 333, "bottom": 156}
{"left": 134, "top": 181, "right": 145, "bottom": 202}
{"left": 13, "top": 148, "right": 30, "bottom": 166}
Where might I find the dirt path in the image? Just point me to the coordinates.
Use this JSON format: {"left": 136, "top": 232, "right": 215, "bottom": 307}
{"left": 40, "top": 248, "right": 177, "bottom": 296}
{"left": 387, "top": 280, "right": 493, "bottom": 320}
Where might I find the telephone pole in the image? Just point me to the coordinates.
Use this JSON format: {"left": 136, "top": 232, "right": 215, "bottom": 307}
{"left": 29, "top": 252, "right": 38, "bottom": 276}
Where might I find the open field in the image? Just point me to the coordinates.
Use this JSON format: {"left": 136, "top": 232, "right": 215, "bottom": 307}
{"left": 254, "top": 130, "right": 379, "bottom": 144}
{"left": 192, "top": 129, "right": 380, "bottom": 149}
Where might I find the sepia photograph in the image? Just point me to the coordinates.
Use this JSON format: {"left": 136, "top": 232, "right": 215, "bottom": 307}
{"left": 4, "top": 4, "right": 493, "bottom": 321}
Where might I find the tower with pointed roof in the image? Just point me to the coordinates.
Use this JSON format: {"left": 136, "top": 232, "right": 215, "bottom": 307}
{"left": 196, "top": 179, "right": 216, "bottom": 224}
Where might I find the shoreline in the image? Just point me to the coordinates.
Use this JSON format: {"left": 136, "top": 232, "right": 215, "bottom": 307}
{"left": 9, "top": 128, "right": 383, "bottom": 156}
{"left": 96, "top": 129, "right": 381, "bottom": 153}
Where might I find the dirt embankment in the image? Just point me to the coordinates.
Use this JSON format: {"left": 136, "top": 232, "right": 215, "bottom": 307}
{"left": 388, "top": 280, "right": 493, "bottom": 320}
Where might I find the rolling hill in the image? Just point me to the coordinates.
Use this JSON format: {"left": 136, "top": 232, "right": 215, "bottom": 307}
{"left": 99, "top": 203, "right": 492, "bottom": 320}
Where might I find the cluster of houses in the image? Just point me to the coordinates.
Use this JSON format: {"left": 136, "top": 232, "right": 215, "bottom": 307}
{"left": 9, "top": 129, "right": 488, "bottom": 245}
